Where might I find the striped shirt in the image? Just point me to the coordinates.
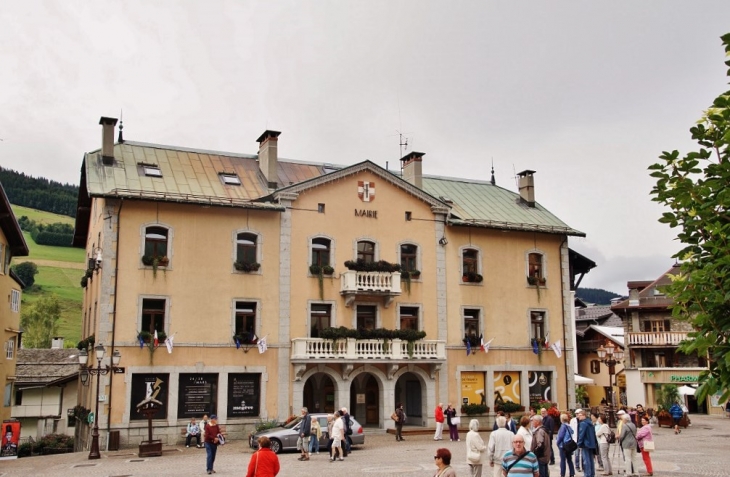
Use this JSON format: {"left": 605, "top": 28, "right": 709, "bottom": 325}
{"left": 501, "top": 450, "right": 539, "bottom": 476}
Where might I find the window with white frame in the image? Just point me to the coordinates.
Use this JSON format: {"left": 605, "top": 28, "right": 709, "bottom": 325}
{"left": 528, "top": 252, "right": 544, "bottom": 282}
{"left": 310, "top": 304, "right": 332, "bottom": 338}
{"left": 141, "top": 298, "right": 167, "bottom": 335}
{"left": 234, "top": 301, "right": 258, "bottom": 343}
{"left": 236, "top": 233, "right": 258, "bottom": 265}
{"left": 10, "top": 289, "right": 20, "bottom": 313}
{"left": 219, "top": 173, "right": 241, "bottom": 185}
{"left": 530, "top": 311, "right": 546, "bottom": 340}
{"left": 5, "top": 338, "right": 15, "bottom": 359}
{"left": 462, "top": 248, "right": 479, "bottom": 276}
{"left": 399, "top": 306, "right": 419, "bottom": 331}
{"left": 463, "top": 308, "right": 480, "bottom": 338}
{"left": 357, "top": 241, "right": 375, "bottom": 264}
{"left": 311, "top": 238, "right": 331, "bottom": 267}
{"left": 400, "top": 244, "right": 418, "bottom": 273}
{"left": 144, "top": 226, "right": 169, "bottom": 259}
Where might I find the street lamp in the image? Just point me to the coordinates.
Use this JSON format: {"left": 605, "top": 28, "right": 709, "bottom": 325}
{"left": 596, "top": 341, "right": 624, "bottom": 428}
{"left": 78, "top": 344, "right": 122, "bottom": 459}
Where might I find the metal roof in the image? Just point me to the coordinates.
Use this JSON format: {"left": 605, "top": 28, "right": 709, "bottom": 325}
{"left": 422, "top": 175, "right": 585, "bottom": 236}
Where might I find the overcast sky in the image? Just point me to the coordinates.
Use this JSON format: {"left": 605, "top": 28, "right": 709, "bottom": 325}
{"left": 1, "top": 1, "right": 729, "bottom": 294}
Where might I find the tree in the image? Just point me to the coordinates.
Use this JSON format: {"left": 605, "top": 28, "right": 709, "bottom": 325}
{"left": 20, "top": 295, "right": 61, "bottom": 348}
{"left": 648, "top": 33, "right": 730, "bottom": 403}
{"left": 11, "top": 261, "right": 38, "bottom": 288}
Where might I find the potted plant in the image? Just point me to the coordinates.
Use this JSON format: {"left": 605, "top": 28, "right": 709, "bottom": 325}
{"left": 461, "top": 403, "right": 489, "bottom": 415}
{"left": 496, "top": 401, "right": 524, "bottom": 414}
{"left": 462, "top": 272, "right": 483, "bottom": 283}
{"left": 400, "top": 269, "right": 420, "bottom": 294}
{"left": 527, "top": 276, "right": 546, "bottom": 286}
{"left": 309, "top": 264, "right": 335, "bottom": 299}
{"left": 80, "top": 275, "right": 88, "bottom": 288}
{"left": 234, "top": 261, "right": 261, "bottom": 273}
{"left": 142, "top": 254, "right": 169, "bottom": 277}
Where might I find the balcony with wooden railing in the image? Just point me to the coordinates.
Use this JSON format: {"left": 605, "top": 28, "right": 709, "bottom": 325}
{"left": 626, "top": 331, "right": 689, "bottom": 347}
{"left": 340, "top": 270, "right": 401, "bottom": 307}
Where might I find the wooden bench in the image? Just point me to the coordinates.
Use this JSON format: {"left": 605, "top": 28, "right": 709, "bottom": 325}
{"left": 181, "top": 425, "right": 227, "bottom": 443}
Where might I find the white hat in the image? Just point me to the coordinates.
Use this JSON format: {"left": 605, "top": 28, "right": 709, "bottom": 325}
{"left": 617, "top": 410, "right": 626, "bottom": 415}
{"left": 574, "top": 409, "right": 583, "bottom": 414}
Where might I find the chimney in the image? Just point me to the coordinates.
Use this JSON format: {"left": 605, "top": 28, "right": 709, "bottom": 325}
{"left": 517, "top": 170, "right": 536, "bottom": 207}
{"left": 400, "top": 151, "right": 425, "bottom": 188}
{"left": 99, "top": 117, "right": 118, "bottom": 166}
{"left": 51, "top": 337, "right": 64, "bottom": 349}
{"left": 257, "top": 130, "right": 281, "bottom": 188}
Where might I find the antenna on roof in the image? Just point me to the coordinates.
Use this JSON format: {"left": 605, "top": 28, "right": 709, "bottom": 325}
{"left": 512, "top": 164, "right": 518, "bottom": 190}
{"left": 397, "top": 130, "right": 410, "bottom": 173}
{"left": 491, "top": 158, "right": 496, "bottom": 186}
{"left": 117, "top": 109, "right": 124, "bottom": 143}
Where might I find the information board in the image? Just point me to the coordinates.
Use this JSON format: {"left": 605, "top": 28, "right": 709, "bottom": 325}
{"left": 178, "top": 373, "right": 218, "bottom": 418}
{"left": 227, "top": 373, "right": 260, "bottom": 417}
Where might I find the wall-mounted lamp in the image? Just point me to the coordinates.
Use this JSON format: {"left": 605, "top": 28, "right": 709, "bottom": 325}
{"left": 80, "top": 367, "right": 90, "bottom": 386}
{"left": 92, "top": 247, "right": 103, "bottom": 270}
{"left": 438, "top": 237, "right": 448, "bottom": 246}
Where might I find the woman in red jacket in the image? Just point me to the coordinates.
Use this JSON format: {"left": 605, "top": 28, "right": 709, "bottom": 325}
{"left": 247, "top": 436, "right": 280, "bottom": 477}
{"left": 204, "top": 415, "right": 222, "bottom": 475}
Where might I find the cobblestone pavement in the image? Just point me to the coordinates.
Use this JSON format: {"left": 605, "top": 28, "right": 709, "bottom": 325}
{"left": 0, "top": 414, "right": 726, "bottom": 476}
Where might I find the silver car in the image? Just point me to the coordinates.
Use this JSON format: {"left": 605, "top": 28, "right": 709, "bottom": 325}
{"left": 249, "top": 413, "right": 365, "bottom": 454}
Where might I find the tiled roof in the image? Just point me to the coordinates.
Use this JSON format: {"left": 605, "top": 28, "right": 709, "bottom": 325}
{"left": 15, "top": 349, "right": 80, "bottom": 387}
{"left": 77, "top": 140, "right": 583, "bottom": 239}
{"left": 611, "top": 264, "right": 680, "bottom": 310}
{"left": 575, "top": 305, "right": 614, "bottom": 322}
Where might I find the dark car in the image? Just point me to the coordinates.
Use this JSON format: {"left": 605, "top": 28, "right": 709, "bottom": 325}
{"left": 249, "top": 413, "right": 365, "bottom": 454}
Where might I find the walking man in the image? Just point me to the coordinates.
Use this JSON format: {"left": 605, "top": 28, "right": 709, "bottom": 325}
{"left": 434, "top": 402, "right": 445, "bottom": 441}
{"left": 340, "top": 407, "right": 352, "bottom": 457}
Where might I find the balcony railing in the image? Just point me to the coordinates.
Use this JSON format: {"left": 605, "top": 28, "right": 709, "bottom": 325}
{"left": 340, "top": 270, "right": 401, "bottom": 293}
{"left": 291, "top": 337, "right": 446, "bottom": 361}
{"left": 627, "top": 331, "right": 689, "bottom": 346}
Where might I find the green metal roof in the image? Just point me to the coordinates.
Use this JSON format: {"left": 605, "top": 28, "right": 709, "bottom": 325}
{"left": 422, "top": 175, "right": 585, "bottom": 236}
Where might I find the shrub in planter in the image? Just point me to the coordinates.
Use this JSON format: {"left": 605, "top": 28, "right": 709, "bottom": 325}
{"left": 463, "top": 272, "right": 483, "bottom": 283}
{"left": 497, "top": 401, "right": 523, "bottom": 413}
{"left": 234, "top": 261, "right": 260, "bottom": 272}
{"left": 527, "top": 276, "right": 547, "bottom": 286}
{"left": 137, "top": 330, "right": 167, "bottom": 343}
{"left": 461, "top": 403, "right": 489, "bottom": 415}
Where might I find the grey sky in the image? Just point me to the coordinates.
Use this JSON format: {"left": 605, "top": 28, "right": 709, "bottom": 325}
{"left": 2, "top": 1, "right": 729, "bottom": 294}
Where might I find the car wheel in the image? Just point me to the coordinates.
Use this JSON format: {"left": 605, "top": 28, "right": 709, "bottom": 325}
{"left": 270, "top": 438, "right": 282, "bottom": 454}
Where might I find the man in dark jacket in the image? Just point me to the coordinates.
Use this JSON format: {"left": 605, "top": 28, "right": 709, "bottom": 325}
{"left": 540, "top": 408, "right": 556, "bottom": 465}
{"left": 576, "top": 409, "right": 597, "bottom": 477}
{"left": 395, "top": 403, "right": 406, "bottom": 441}
{"left": 530, "top": 415, "right": 552, "bottom": 477}
{"left": 298, "top": 407, "right": 311, "bottom": 461}
{"left": 340, "top": 407, "right": 352, "bottom": 456}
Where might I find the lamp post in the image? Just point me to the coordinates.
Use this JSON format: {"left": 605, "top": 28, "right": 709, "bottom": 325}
{"left": 79, "top": 344, "right": 121, "bottom": 459}
{"left": 596, "top": 341, "right": 624, "bottom": 428}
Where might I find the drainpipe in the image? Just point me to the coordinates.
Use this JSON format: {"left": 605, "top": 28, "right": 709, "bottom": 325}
{"left": 559, "top": 235, "right": 572, "bottom": 408}
{"left": 106, "top": 199, "right": 123, "bottom": 442}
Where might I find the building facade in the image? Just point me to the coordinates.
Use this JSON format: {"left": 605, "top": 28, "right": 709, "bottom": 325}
{"left": 73, "top": 118, "right": 585, "bottom": 449}
{"left": 611, "top": 265, "right": 718, "bottom": 414}
{"left": 0, "top": 181, "right": 29, "bottom": 423}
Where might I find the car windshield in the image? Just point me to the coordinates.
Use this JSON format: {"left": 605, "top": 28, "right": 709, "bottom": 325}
{"left": 283, "top": 416, "right": 303, "bottom": 429}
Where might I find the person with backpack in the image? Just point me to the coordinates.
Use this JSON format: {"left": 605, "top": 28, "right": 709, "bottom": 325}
{"left": 595, "top": 414, "right": 613, "bottom": 475}
{"left": 576, "top": 409, "right": 597, "bottom": 477}
{"left": 556, "top": 413, "right": 576, "bottom": 477}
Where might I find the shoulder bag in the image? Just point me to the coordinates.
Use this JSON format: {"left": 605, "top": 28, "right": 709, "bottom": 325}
{"left": 643, "top": 439, "right": 655, "bottom": 452}
{"left": 505, "top": 451, "right": 529, "bottom": 474}
{"left": 630, "top": 427, "right": 640, "bottom": 453}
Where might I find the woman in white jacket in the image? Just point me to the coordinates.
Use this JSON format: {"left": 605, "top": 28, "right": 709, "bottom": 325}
{"left": 516, "top": 415, "right": 533, "bottom": 452}
{"left": 466, "top": 419, "right": 487, "bottom": 477}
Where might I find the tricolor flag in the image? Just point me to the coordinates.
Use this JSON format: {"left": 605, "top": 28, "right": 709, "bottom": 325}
{"left": 551, "top": 340, "right": 562, "bottom": 358}
{"left": 154, "top": 330, "right": 159, "bottom": 348}
{"left": 164, "top": 334, "right": 174, "bottom": 354}
{"left": 544, "top": 333, "right": 550, "bottom": 350}
{"left": 257, "top": 336, "right": 268, "bottom": 354}
{"left": 481, "top": 337, "right": 494, "bottom": 353}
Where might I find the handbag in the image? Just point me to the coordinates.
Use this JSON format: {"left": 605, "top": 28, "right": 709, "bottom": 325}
{"left": 564, "top": 439, "right": 577, "bottom": 453}
{"left": 451, "top": 416, "right": 461, "bottom": 426}
{"left": 643, "top": 440, "right": 655, "bottom": 452}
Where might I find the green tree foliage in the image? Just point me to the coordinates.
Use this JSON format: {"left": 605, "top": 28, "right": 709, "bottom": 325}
{"left": 576, "top": 287, "right": 622, "bottom": 305}
{"left": 0, "top": 167, "right": 78, "bottom": 217}
{"left": 18, "top": 216, "right": 74, "bottom": 247}
{"left": 648, "top": 33, "right": 730, "bottom": 403}
{"left": 11, "top": 261, "right": 38, "bottom": 288}
{"left": 21, "top": 295, "right": 61, "bottom": 348}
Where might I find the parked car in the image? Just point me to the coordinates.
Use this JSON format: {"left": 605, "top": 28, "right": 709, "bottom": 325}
{"left": 249, "top": 413, "right": 365, "bottom": 454}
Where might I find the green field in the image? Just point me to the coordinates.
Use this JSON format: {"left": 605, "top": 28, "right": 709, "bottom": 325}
{"left": 9, "top": 205, "right": 84, "bottom": 346}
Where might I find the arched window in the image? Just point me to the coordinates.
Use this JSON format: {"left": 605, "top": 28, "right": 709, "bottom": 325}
{"left": 236, "top": 233, "right": 258, "bottom": 264}
{"left": 311, "top": 238, "right": 331, "bottom": 267}
{"left": 400, "top": 244, "right": 418, "bottom": 272}
{"left": 144, "top": 227, "right": 168, "bottom": 258}
{"left": 357, "top": 241, "right": 375, "bottom": 263}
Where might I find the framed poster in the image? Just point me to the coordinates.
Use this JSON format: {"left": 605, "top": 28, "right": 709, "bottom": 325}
{"left": 0, "top": 420, "right": 21, "bottom": 460}
{"left": 178, "top": 373, "right": 218, "bottom": 418}
{"left": 461, "top": 371, "right": 486, "bottom": 406}
{"left": 528, "top": 371, "right": 552, "bottom": 405}
{"left": 130, "top": 374, "right": 169, "bottom": 421}
{"left": 493, "top": 371, "right": 521, "bottom": 405}
{"left": 227, "top": 374, "right": 260, "bottom": 418}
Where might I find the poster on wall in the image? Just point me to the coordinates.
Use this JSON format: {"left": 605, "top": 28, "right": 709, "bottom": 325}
{"left": 130, "top": 373, "right": 169, "bottom": 421}
{"left": 227, "top": 374, "right": 260, "bottom": 418}
{"left": 460, "top": 372, "right": 486, "bottom": 406}
{"left": 178, "top": 373, "right": 218, "bottom": 418}
{"left": 493, "top": 371, "right": 521, "bottom": 406}
{"left": 0, "top": 420, "right": 21, "bottom": 460}
{"left": 528, "top": 371, "right": 552, "bottom": 405}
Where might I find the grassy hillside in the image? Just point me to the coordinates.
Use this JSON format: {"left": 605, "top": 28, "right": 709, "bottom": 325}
{"left": 10, "top": 205, "right": 84, "bottom": 347}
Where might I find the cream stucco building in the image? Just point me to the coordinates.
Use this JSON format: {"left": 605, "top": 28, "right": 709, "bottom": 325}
{"left": 73, "top": 118, "right": 585, "bottom": 449}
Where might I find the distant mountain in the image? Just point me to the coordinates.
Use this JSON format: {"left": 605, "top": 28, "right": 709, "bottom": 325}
{"left": 576, "top": 287, "right": 623, "bottom": 305}
{"left": 0, "top": 167, "right": 78, "bottom": 217}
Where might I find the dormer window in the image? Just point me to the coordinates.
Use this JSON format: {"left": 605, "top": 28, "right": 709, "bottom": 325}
{"left": 139, "top": 163, "right": 162, "bottom": 177}
{"left": 220, "top": 173, "right": 241, "bottom": 185}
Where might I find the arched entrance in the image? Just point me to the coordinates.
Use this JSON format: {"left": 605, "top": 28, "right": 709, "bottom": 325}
{"left": 347, "top": 373, "right": 380, "bottom": 426}
{"left": 303, "top": 373, "right": 336, "bottom": 414}
{"left": 394, "top": 371, "right": 425, "bottom": 425}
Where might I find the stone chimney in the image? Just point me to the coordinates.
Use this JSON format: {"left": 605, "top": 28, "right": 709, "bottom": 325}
{"left": 517, "top": 170, "right": 536, "bottom": 207}
{"left": 400, "top": 151, "right": 425, "bottom": 188}
{"left": 99, "top": 117, "right": 118, "bottom": 166}
{"left": 51, "top": 337, "right": 64, "bottom": 349}
{"left": 257, "top": 130, "right": 281, "bottom": 188}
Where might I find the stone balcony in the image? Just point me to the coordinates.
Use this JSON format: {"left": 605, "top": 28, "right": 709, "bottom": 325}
{"left": 340, "top": 270, "right": 401, "bottom": 307}
{"left": 626, "top": 331, "right": 689, "bottom": 347}
{"left": 291, "top": 337, "right": 446, "bottom": 379}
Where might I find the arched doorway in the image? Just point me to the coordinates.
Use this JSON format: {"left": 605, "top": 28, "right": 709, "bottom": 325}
{"left": 394, "top": 371, "right": 424, "bottom": 425}
{"left": 346, "top": 373, "right": 380, "bottom": 426}
{"left": 303, "top": 373, "right": 335, "bottom": 414}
